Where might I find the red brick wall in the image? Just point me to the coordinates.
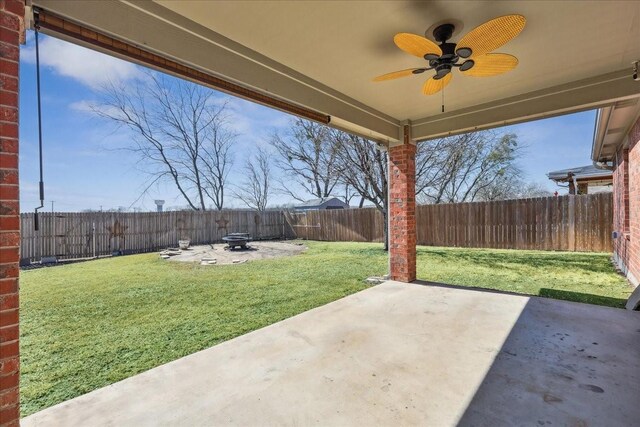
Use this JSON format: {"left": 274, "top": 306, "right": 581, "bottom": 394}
{"left": 612, "top": 147, "right": 629, "bottom": 261}
{"left": 627, "top": 116, "right": 640, "bottom": 284}
{"left": 612, "top": 116, "right": 640, "bottom": 287}
{"left": 388, "top": 127, "right": 416, "bottom": 282}
{"left": 0, "top": 1, "right": 23, "bottom": 425}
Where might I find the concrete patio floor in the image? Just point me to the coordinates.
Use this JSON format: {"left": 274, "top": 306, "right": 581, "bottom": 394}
{"left": 23, "top": 281, "right": 640, "bottom": 426}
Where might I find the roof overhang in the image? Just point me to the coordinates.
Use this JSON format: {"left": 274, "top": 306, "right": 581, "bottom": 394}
{"left": 30, "top": 0, "right": 640, "bottom": 146}
{"left": 591, "top": 98, "right": 640, "bottom": 163}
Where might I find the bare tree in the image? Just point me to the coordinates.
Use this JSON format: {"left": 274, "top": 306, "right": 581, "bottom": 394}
{"left": 233, "top": 147, "right": 271, "bottom": 211}
{"left": 476, "top": 172, "right": 552, "bottom": 201}
{"left": 330, "top": 132, "right": 443, "bottom": 250}
{"left": 518, "top": 182, "right": 553, "bottom": 198}
{"left": 330, "top": 129, "right": 522, "bottom": 249}
{"left": 92, "top": 71, "right": 235, "bottom": 210}
{"left": 332, "top": 132, "right": 390, "bottom": 249}
{"left": 415, "top": 137, "right": 454, "bottom": 195}
{"left": 199, "top": 121, "right": 236, "bottom": 210}
{"left": 270, "top": 118, "right": 342, "bottom": 202}
{"left": 342, "top": 183, "right": 362, "bottom": 207}
{"left": 417, "top": 131, "right": 522, "bottom": 204}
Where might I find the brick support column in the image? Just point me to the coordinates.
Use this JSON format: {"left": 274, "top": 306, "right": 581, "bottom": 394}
{"left": 388, "top": 125, "right": 416, "bottom": 282}
{"left": 1, "top": 0, "right": 24, "bottom": 425}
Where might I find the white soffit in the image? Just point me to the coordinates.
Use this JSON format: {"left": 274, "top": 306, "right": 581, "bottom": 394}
{"left": 156, "top": 0, "right": 640, "bottom": 140}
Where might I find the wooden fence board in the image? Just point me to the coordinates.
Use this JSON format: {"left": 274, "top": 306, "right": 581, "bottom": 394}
{"left": 21, "top": 209, "right": 293, "bottom": 264}
{"left": 20, "top": 194, "right": 614, "bottom": 263}
{"left": 286, "top": 194, "right": 613, "bottom": 253}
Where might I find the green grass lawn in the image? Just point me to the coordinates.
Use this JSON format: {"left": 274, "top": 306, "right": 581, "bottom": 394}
{"left": 20, "top": 241, "right": 632, "bottom": 416}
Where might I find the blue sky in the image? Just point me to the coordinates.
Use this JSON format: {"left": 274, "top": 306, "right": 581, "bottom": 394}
{"left": 18, "top": 34, "right": 596, "bottom": 212}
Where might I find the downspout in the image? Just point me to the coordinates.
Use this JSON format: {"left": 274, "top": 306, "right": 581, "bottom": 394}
{"left": 567, "top": 172, "right": 576, "bottom": 195}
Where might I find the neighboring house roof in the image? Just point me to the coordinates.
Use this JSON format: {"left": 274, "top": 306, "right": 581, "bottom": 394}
{"left": 547, "top": 165, "right": 612, "bottom": 183}
{"left": 299, "top": 198, "right": 328, "bottom": 207}
{"left": 294, "top": 197, "right": 349, "bottom": 210}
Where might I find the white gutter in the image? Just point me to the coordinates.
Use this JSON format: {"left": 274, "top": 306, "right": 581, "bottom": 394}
{"left": 591, "top": 105, "right": 613, "bottom": 162}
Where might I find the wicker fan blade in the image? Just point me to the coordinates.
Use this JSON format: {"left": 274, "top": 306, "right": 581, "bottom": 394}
{"left": 456, "top": 15, "right": 526, "bottom": 57}
{"left": 373, "top": 68, "right": 426, "bottom": 82}
{"left": 394, "top": 33, "right": 442, "bottom": 58}
{"left": 422, "top": 73, "right": 452, "bottom": 95}
{"left": 461, "top": 54, "right": 518, "bottom": 77}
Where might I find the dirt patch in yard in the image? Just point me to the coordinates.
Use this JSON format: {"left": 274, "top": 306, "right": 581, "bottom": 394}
{"left": 161, "top": 240, "right": 307, "bottom": 265}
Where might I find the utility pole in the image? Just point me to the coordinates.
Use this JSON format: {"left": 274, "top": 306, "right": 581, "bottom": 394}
{"left": 51, "top": 200, "right": 56, "bottom": 256}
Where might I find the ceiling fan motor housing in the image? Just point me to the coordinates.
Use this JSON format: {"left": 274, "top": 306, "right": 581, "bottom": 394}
{"left": 427, "top": 37, "right": 474, "bottom": 79}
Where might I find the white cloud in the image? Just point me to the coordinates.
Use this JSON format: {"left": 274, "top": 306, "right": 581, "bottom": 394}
{"left": 68, "top": 99, "right": 95, "bottom": 113}
{"left": 68, "top": 99, "right": 123, "bottom": 118}
{"left": 23, "top": 34, "right": 143, "bottom": 89}
{"left": 220, "top": 96, "right": 293, "bottom": 151}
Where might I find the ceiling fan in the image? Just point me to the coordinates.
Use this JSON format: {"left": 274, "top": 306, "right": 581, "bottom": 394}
{"left": 374, "top": 15, "right": 526, "bottom": 95}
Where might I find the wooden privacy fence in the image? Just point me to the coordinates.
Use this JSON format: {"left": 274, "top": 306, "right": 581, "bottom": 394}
{"left": 285, "top": 208, "right": 386, "bottom": 243}
{"left": 286, "top": 193, "right": 614, "bottom": 252}
{"left": 20, "top": 193, "right": 614, "bottom": 263}
{"left": 20, "top": 209, "right": 295, "bottom": 264}
{"left": 418, "top": 193, "right": 613, "bottom": 252}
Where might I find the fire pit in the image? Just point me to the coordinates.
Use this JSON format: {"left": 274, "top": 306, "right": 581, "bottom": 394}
{"left": 222, "top": 233, "right": 251, "bottom": 250}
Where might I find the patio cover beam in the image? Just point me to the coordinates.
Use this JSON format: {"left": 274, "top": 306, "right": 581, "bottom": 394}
{"left": 412, "top": 70, "right": 640, "bottom": 142}
{"left": 33, "top": 8, "right": 331, "bottom": 126}
{"left": 31, "top": 0, "right": 401, "bottom": 145}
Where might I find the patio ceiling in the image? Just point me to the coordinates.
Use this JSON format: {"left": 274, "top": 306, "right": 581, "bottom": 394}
{"left": 31, "top": 0, "right": 640, "bottom": 145}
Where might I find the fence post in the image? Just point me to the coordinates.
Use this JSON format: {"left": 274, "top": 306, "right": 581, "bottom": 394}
{"left": 568, "top": 195, "right": 576, "bottom": 251}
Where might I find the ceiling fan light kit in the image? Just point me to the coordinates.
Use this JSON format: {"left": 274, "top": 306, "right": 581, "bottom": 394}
{"left": 374, "top": 15, "right": 526, "bottom": 96}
